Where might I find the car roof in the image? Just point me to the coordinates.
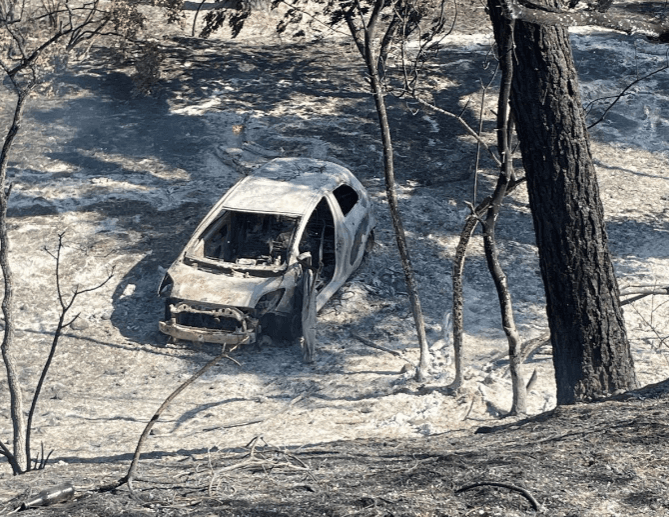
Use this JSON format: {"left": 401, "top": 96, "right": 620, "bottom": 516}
{"left": 220, "top": 158, "right": 357, "bottom": 217}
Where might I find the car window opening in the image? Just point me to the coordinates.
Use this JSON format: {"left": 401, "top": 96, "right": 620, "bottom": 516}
{"left": 333, "top": 184, "right": 359, "bottom": 216}
{"left": 300, "top": 198, "right": 336, "bottom": 291}
{"left": 203, "top": 211, "right": 298, "bottom": 266}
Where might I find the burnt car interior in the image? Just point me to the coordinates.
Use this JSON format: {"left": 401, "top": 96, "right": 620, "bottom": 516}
{"left": 202, "top": 211, "right": 298, "bottom": 266}
{"left": 300, "top": 198, "right": 336, "bottom": 291}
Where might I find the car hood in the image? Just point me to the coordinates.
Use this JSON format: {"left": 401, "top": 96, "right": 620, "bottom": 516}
{"left": 166, "top": 261, "right": 287, "bottom": 309}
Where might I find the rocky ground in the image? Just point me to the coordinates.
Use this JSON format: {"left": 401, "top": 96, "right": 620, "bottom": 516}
{"left": 1, "top": 0, "right": 669, "bottom": 515}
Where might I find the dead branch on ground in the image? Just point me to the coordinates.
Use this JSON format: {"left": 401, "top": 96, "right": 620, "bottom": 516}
{"left": 350, "top": 331, "right": 417, "bottom": 368}
{"left": 203, "top": 393, "right": 306, "bottom": 431}
{"left": 627, "top": 290, "right": 669, "bottom": 365}
{"left": 620, "top": 284, "right": 669, "bottom": 305}
{"left": 99, "top": 344, "right": 244, "bottom": 493}
{"left": 456, "top": 481, "right": 542, "bottom": 511}
{"left": 207, "top": 436, "right": 313, "bottom": 498}
{"left": 497, "top": 280, "right": 669, "bottom": 376}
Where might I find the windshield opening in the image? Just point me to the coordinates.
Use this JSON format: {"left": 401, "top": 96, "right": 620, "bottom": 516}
{"left": 201, "top": 211, "right": 299, "bottom": 267}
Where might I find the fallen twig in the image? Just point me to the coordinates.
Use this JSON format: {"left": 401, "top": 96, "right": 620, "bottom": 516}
{"left": 456, "top": 481, "right": 542, "bottom": 511}
{"left": 207, "top": 436, "right": 312, "bottom": 497}
{"left": 525, "top": 368, "right": 538, "bottom": 391}
{"left": 620, "top": 284, "right": 669, "bottom": 305}
{"left": 125, "top": 346, "right": 241, "bottom": 490}
{"left": 520, "top": 334, "right": 551, "bottom": 363}
{"left": 350, "top": 331, "right": 416, "bottom": 367}
{"left": 462, "top": 394, "right": 477, "bottom": 421}
{"left": 499, "top": 334, "right": 550, "bottom": 379}
{"left": 204, "top": 393, "right": 305, "bottom": 431}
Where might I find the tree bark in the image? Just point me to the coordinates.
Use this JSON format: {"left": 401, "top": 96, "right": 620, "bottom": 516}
{"left": 488, "top": 1, "right": 637, "bottom": 404}
{"left": 450, "top": 215, "right": 477, "bottom": 390}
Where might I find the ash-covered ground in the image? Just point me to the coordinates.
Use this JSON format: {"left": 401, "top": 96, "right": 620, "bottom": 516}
{"left": 1, "top": 2, "right": 669, "bottom": 515}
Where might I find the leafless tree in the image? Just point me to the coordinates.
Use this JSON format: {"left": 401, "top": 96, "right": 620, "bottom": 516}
{"left": 0, "top": 234, "right": 113, "bottom": 474}
{"left": 390, "top": 2, "right": 529, "bottom": 408}
{"left": 476, "top": 16, "right": 526, "bottom": 413}
{"left": 337, "top": 0, "right": 433, "bottom": 381}
{"left": 0, "top": 0, "right": 143, "bottom": 473}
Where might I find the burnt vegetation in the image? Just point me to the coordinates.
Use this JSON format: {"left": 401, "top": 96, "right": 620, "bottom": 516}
{"left": 2, "top": 0, "right": 669, "bottom": 515}
{"left": 7, "top": 381, "right": 669, "bottom": 516}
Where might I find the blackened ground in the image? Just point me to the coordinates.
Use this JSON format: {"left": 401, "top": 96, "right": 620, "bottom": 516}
{"left": 7, "top": 380, "right": 669, "bottom": 516}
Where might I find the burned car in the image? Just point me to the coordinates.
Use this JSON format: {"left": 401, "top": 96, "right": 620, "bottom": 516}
{"left": 158, "top": 157, "right": 374, "bottom": 346}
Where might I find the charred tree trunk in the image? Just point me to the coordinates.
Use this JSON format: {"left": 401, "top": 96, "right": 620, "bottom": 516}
{"left": 344, "top": 2, "right": 431, "bottom": 381}
{"left": 480, "top": 16, "right": 526, "bottom": 414}
{"left": 0, "top": 88, "right": 30, "bottom": 473}
{"left": 488, "top": 1, "right": 637, "bottom": 404}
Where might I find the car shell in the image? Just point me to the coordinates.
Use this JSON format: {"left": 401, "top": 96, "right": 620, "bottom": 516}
{"left": 158, "top": 157, "right": 374, "bottom": 346}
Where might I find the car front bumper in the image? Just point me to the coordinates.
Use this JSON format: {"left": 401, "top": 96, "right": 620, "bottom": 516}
{"left": 159, "top": 320, "right": 256, "bottom": 345}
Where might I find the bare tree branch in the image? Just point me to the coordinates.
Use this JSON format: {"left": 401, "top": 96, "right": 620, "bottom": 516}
{"left": 121, "top": 345, "right": 244, "bottom": 491}
{"left": 412, "top": 96, "right": 503, "bottom": 167}
{"left": 0, "top": 0, "right": 144, "bottom": 474}
{"left": 503, "top": 0, "right": 669, "bottom": 41}
{"left": 351, "top": 330, "right": 417, "bottom": 367}
{"left": 587, "top": 61, "right": 669, "bottom": 128}
{"left": 25, "top": 235, "right": 114, "bottom": 470}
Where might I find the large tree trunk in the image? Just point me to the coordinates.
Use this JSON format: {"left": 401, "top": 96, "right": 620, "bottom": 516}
{"left": 488, "top": 2, "right": 637, "bottom": 404}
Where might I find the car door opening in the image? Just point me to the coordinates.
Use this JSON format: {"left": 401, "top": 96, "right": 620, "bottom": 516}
{"left": 300, "top": 198, "right": 336, "bottom": 291}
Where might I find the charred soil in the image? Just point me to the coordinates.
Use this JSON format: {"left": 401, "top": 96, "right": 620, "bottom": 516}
{"left": 6, "top": 381, "right": 669, "bottom": 516}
